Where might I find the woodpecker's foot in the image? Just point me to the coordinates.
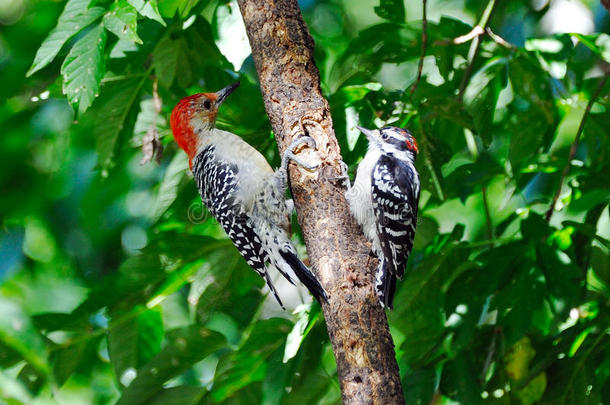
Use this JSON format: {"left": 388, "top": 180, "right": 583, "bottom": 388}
{"left": 332, "top": 160, "right": 351, "bottom": 188}
{"left": 284, "top": 135, "right": 318, "bottom": 171}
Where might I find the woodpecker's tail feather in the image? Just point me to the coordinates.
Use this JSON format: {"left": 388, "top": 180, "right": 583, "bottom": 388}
{"left": 278, "top": 249, "right": 328, "bottom": 304}
{"left": 262, "top": 271, "right": 285, "bottom": 310}
{"left": 376, "top": 260, "right": 397, "bottom": 310}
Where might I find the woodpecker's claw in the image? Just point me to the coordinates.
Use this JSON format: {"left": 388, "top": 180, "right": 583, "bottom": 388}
{"left": 332, "top": 160, "right": 351, "bottom": 188}
{"left": 284, "top": 135, "right": 318, "bottom": 171}
{"left": 290, "top": 134, "right": 316, "bottom": 152}
{"left": 301, "top": 135, "right": 317, "bottom": 150}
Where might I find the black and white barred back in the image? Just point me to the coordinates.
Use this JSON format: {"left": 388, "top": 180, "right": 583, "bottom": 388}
{"left": 373, "top": 127, "right": 420, "bottom": 309}
{"left": 372, "top": 154, "right": 419, "bottom": 308}
{"left": 192, "top": 145, "right": 326, "bottom": 308}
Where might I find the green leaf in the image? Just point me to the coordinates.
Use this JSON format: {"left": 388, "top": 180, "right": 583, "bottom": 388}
{"left": 152, "top": 152, "right": 188, "bottom": 221}
{"left": 127, "top": 0, "right": 166, "bottom": 26}
{"left": 494, "top": 266, "right": 545, "bottom": 344}
{"left": 0, "top": 341, "right": 22, "bottom": 368}
{"left": 329, "top": 22, "right": 421, "bottom": 91}
{"left": 440, "top": 353, "right": 483, "bottom": 404}
{"left": 403, "top": 367, "right": 436, "bottom": 405}
{"left": 117, "top": 326, "right": 225, "bottom": 405}
{"left": 541, "top": 332, "right": 606, "bottom": 404}
{"left": 521, "top": 212, "right": 550, "bottom": 242}
{"left": 147, "top": 386, "right": 206, "bottom": 405}
{"left": 158, "top": 0, "right": 202, "bottom": 19}
{"left": 22, "top": 217, "right": 56, "bottom": 263}
{"left": 283, "top": 303, "right": 321, "bottom": 363}
{"left": 393, "top": 247, "right": 469, "bottom": 366}
{"left": 84, "top": 79, "right": 144, "bottom": 169}
{"left": 507, "top": 55, "right": 557, "bottom": 170}
{"left": 52, "top": 340, "right": 89, "bottom": 387}
{"left": 137, "top": 309, "right": 163, "bottom": 365}
{"left": 26, "top": 0, "right": 105, "bottom": 76}
{"left": 108, "top": 308, "right": 164, "bottom": 387}
{"left": 0, "top": 297, "right": 48, "bottom": 375}
{"left": 17, "top": 363, "right": 45, "bottom": 394}
{"left": 108, "top": 314, "right": 139, "bottom": 385}
{"left": 572, "top": 33, "right": 610, "bottom": 63}
{"left": 212, "top": 318, "right": 292, "bottom": 401}
{"left": 590, "top": 245, "right": 610, "bottom": 287}
{"left": 103, "top": 0, "right": 142, "bottom": 44}
{"left": 61, "top": 24, "right": 107, "bottom": 115}
{"left": 463, "top": 57, "right": 507, "bottom": 145}
{"left": 374, "top": 0, "right": 405, "bottom": 24}
{"left": 536, "top": 245, "right": 581, "bottom": 311}
{"left": 152, "top": 35, "right": 179, "bottom": 89}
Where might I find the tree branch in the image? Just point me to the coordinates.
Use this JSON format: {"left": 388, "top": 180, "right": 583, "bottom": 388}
{"left": 545, "top": 73, "right": 608, "bottom": 222}
{"left": 236, "top": 1, "right": 404, "bottom": 403}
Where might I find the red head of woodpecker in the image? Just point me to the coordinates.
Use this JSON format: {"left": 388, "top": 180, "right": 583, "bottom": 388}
{"left": 170, "top": 82, "right": 240, "bottom": 169}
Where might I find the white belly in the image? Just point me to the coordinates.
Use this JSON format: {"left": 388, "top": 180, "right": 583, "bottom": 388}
{"left": 345, "top": 150, "right": 381, "bottom": 255}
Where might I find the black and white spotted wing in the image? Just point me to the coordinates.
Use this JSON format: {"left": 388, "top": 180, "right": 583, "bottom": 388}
{"left": 192, "top": 146, "right": 284, "bottom": 307}
{"left": 372, "top": 155, "right": 420, "bottom": 307}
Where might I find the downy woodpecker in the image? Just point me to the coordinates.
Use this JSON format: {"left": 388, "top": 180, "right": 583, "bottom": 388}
{"left": 170, "top": 82, "right": 327, "bottom": 308}
{"left": 344, "top": 126, "right": 420, "bottom": 309}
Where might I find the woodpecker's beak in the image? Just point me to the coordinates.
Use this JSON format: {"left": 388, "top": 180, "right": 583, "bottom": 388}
{"left": 215, "top": 81, "right": 240, "bottom": 106}
{"left": 356, "top": 125, "right": 377, "bottom": 140}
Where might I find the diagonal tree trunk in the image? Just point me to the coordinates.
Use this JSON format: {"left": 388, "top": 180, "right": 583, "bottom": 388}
{"left": 236, "top": 1, "right": 405, "bottom": 403}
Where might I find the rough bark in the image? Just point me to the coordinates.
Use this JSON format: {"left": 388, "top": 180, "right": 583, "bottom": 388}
{"left": 236, "top": 1, "right": 405, "bottom": 403}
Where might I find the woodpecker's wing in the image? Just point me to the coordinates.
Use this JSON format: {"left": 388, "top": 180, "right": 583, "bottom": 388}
{"left": 192, "top": 146, "right": 285, "bottom": 308}
{"left": 371, "top": 155, "right": 419, "bottom": 280}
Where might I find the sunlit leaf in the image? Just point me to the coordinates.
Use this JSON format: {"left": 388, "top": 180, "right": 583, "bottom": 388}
{"left": 27, "top": 0, "right": 104, "bottom": 76}
{"left": 61, "top": 23, "right": 106, "bottom": 114}
{"left": 283, "top": 303, "right": 321, "bottom": 363}
{"left": 103, "top": 0, "right": 142, "bottom": 44}
{"left": 0, "top": 298, "right": 48, "bottom": 375}
{"left": 83, "top": 79, "right": 144, "bottom": 169}
{"left": 127, "top": 0, "right": 166, "bottom": 26}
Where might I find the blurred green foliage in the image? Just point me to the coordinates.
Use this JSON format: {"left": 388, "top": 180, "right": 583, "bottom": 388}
{"left": 1, "top": 0, "right": 609, "bottom": 403}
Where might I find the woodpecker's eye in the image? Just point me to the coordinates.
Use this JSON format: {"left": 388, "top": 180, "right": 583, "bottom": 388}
{"left": 381, "top": 132, "right": 389, "bottom": 140}
{"left": 203, "top": 100, "right": 212, "bottom": 110}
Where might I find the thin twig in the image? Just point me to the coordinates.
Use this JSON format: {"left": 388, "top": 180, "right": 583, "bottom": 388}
{"left": 486, "top": 27, "right": 515, "bottom": 49}
{"left": 410, "top": 0, "right": 427, "bottom": 95}
{"left": 432, "top": 25, "right": 484, "bottom": 47}
{"left": 457, "top": 0, "right": 498, "bottom": 102}
{"left": 545, "top": 73, "right": 609, "bottom": 221}
{"left": 454, "top": 25, "right": 485, "bottom": 45}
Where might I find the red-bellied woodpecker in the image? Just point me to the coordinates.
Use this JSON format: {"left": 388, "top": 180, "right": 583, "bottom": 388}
{"left": 170, "top": 82, "right": 327, "bottom": 308}
{"left": 344, "top": 126, "right": 420, "bottom": 309}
